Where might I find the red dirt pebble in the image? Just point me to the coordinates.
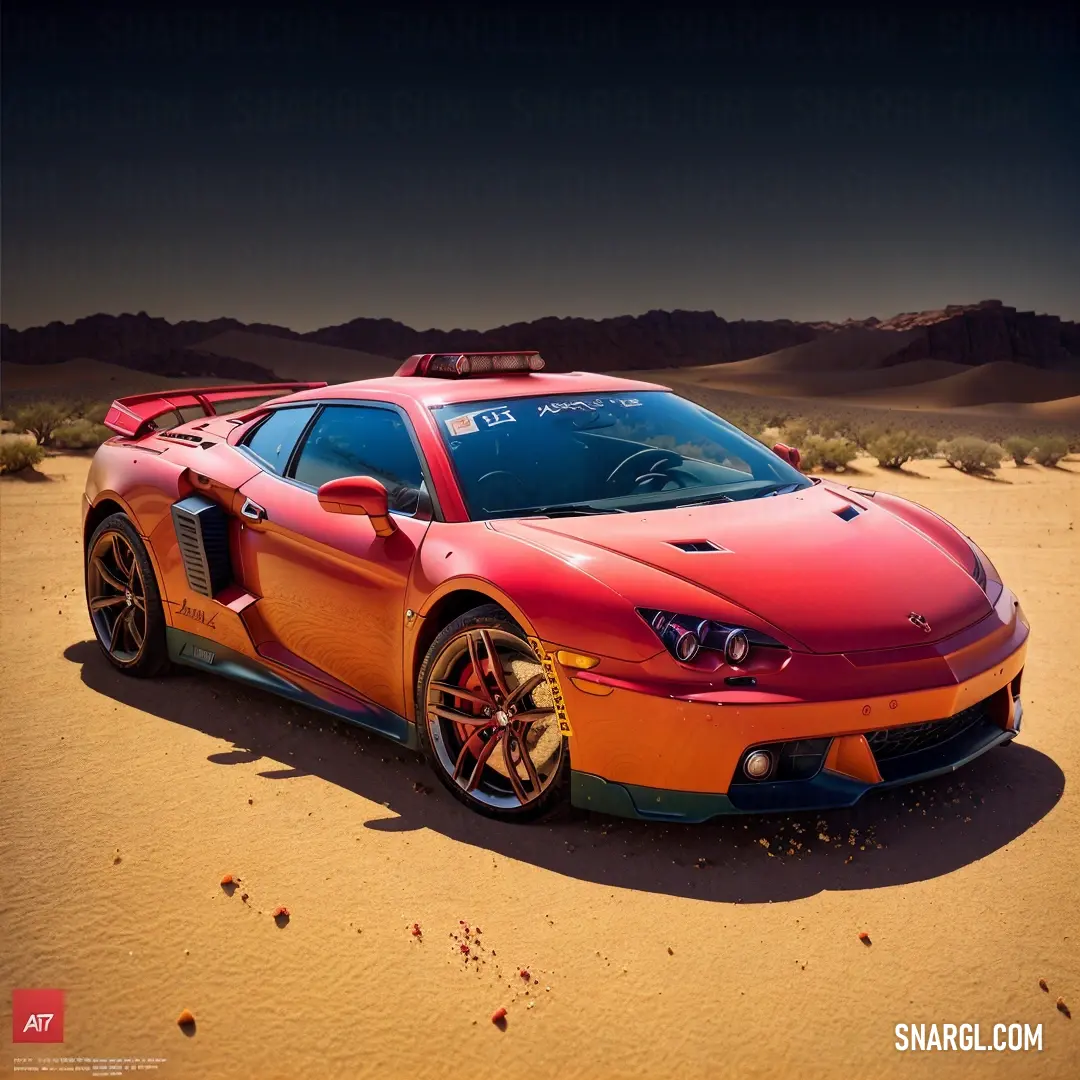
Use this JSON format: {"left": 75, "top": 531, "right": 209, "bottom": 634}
{"left": 519, "top": 969, "right": 530, "bottom": 979}
{"left": 1057, "top": 998, "right": 1071, "bottom": 1018}
{"left": 460, "top": 943, "right": 470, "bottom": 955}
{"left": 273, "top": 905, "right": 290, "bottom": 918}
{"left": 1039, "top": 978, "right": 1049, "bottom": 992}
{"left": 220, "top": 874, "right": 237, "bottom": 886}
{"left": 491, "top": 1007, "right": 507, "bottom": 1027}
{"left": 176, "top": 1009, "right": 195, "bottom": 1029}
{"left": 858, "top": 932, "right": 872, "bottom": 945}
{"left": 411, "top": 923, "right": 422, "bottom": 937}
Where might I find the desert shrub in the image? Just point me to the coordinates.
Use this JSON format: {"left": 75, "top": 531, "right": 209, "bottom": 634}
{"left": 763, "top": 410, "right": 792, "bottom": 429}
{"left": 852, "top": 424, "right": 887, "bottom": 452}
{"left": 1030, "top": 434, "right": 1068, "bottom": 466}
{"left": 51, "top": 418, "right": 113, "bottom": 449}
{"left": 0, "top": 438, "right": 46, "bottom": 474}
{"left": 799, "top": 434, "right": 860, "bottom": 472}
{"left": 868, "top": 430, "right": 933, "bottom": 469}
{"left": 778, "top": 418, "right": 810, "bottom": 447}
{"left": 1003, "top": 435, "right": 1034, "bottom": 466}
{"left": 939, "top": 436, "right": 1005, "bottom": 475}
{"left": 10, "top": 400, "right": 80, "bottom": 445}
{"left": 73, "top": 400, "right": 111, "bottom": 424}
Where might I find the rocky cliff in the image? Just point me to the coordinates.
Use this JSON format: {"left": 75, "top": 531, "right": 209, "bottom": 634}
{"left": 2, "top": 301, "right": 1077, "bottom": 379}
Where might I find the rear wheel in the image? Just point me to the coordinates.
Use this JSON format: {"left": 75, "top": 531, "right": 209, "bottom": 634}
{"left": 417, "top": 605, "right": 569, "bottom": 821}
{"left": 85, "top": 513, "right": 169, "bottom": 676}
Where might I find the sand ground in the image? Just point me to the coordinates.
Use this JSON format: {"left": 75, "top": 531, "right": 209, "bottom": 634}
{"left": 1, "top": 454, "right": 1078, "bottom": 1080}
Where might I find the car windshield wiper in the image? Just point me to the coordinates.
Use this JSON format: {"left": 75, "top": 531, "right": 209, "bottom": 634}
{"left": 672, "top": 492, "right": 734, "bottom": 507}
{"left": 519, "top": 502, "right": 629, "bottom": 517}
{"left": 753, "top": 482, "right": 803, "bottom": 498}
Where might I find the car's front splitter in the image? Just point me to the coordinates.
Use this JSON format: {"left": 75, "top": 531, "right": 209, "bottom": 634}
{"left": 570, "top": 697, "right": 1020, "bottom": 823}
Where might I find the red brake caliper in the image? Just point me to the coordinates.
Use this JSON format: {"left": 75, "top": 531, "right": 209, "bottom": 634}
{"left": 453, "top": 656, "right": 493, "bottom": 763}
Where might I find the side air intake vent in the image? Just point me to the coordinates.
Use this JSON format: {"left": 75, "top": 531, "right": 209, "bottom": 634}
{"left": 171, "top": 495, "right": 232, "bottom": 597}
{"left": 670, "top": 540, "right": 725, "bottom": 552}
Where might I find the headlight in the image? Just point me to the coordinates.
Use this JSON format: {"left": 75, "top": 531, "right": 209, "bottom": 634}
{"left": 638, "top": 608, "right": 782, "bottom": 666}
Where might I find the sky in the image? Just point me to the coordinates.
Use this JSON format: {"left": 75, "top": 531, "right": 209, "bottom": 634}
{"left": 2, "top": 1, "right": 1078, "bottom": 332}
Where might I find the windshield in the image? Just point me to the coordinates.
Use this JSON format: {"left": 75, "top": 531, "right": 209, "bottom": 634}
{"left": 434, "top": 390, "right": 811, "bottom": 519}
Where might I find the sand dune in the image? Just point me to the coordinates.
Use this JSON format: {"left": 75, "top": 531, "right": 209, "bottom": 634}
{"left": 198, "top": 329, "right": 398, "bottom": 383}
{"left": 839, "top": 361, "right": 1080, "bottom": 409}
{"left": 1, "top": 335, "right": 399, "bottom": 406}
{"left": 629, "top": 323, "right": 1080, "bottom": 421}
{"left": 962, "top": 395, "right": 1080, "bottom": 422}
{"left": 1, "top": 358, "right": 243, "bottom": 401}
{"left": 2, "top": 455, "right": 1077, "bottom": 1079}
{"left": 698, "top": 326, "right": 922, "bottom": 376}
{"left": 661, "top": 358, "right": 967, "bottom": 399}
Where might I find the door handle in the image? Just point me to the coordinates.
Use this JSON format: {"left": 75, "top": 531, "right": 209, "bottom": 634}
{"left": 240, "top": 498, "right": 267, "bottom": 522}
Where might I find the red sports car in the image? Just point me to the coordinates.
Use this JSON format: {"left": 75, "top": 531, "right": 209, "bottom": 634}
{"left": 83, "top": 351, "right": 1028, "bottom": 822}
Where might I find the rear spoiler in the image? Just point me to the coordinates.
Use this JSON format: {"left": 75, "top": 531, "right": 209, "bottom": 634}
{"left": 103, "top": 382, "right": 327, "bottom": 438}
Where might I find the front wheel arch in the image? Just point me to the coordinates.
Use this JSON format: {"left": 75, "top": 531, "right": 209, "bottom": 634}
{"left": 415, "top": 603, "right": 570, "bottom": 822}
{"left": 409, "top": 581, "right": 541, "bottom": 719}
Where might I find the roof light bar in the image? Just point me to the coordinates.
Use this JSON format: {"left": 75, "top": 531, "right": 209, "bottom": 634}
{"left": 394, "top": 351, "right": 546, "bottom": 378}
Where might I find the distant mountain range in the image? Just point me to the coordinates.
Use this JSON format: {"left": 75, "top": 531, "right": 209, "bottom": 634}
{"left": 2, "top": 300, "right": 1078, "bottom": 384}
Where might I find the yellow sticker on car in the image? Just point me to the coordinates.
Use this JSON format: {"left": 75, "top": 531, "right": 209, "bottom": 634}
{"left": 528, "top": 636, "right": 574, "bottom": 737}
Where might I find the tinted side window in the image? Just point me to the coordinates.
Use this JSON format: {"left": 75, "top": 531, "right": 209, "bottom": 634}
{"left": 291, "top": 405, "right": 425, "bottom": 515}
{"left": 243, "top": 406, "right": 317, "bottom": 474}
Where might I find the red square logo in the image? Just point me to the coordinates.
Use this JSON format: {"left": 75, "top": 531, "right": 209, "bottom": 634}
{"left": 12, "top": 989, "right": 65, "bottom": 1043}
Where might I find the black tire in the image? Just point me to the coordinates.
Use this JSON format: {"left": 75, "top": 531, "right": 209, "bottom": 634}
{"left": 85, "top": 512, "right": 169, "bottom": 677}
{"left": 416, "top": 604, "right": 570, "bottom": 822}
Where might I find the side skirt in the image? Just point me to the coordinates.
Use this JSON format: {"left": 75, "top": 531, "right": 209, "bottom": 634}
{"left": 166, "top": 627, "right": 416, "bottom": 748}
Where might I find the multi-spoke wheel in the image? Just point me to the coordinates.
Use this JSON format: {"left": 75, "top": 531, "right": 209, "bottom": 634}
{"left": 85, "top": 513, "right": 168, "bottom": 676}
{"left": 417, "top": 605, "right": 570, "bottom": 821}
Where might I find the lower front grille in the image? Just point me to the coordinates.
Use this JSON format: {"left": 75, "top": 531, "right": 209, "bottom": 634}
{"left": 866, "top": 699, "right": 989, "bottom": 762}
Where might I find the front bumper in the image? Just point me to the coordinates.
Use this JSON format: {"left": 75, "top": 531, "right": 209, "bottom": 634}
{"left": 571, "top": 691, "right": 1021, "bottom": 821}
{"left": 562, "top": 590, "right": 1028, "bottom": 822}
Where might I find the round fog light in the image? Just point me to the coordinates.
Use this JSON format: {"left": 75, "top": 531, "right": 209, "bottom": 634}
{"left": 744, "top": 750, "right": 773, "bottom": 780}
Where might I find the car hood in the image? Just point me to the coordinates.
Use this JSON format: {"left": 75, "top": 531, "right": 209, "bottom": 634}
{"left": 490, "top": 483, "right": 993, "bottom": 653}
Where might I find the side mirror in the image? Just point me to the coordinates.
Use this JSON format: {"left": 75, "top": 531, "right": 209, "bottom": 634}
{"left": 317, "top": 476, "right": 397, "bottom": 537}
{"left": 773, "top": 442, "right": 802, "bottom": 470}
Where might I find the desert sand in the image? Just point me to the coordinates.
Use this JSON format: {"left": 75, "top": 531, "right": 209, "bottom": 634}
{"left": 1, "top": 451, "right": 1078, "bottom": 1080}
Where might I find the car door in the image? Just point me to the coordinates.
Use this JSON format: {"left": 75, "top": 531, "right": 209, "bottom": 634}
{"left": 234, "top": 402, "right": 432, "bottom": 716}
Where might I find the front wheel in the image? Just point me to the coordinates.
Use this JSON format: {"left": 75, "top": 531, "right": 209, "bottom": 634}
{"left": 85, "top": 513, "right": 169, "bottom": 677}
{"left": 416, "top": 605, "right": 570, "bottom": 821}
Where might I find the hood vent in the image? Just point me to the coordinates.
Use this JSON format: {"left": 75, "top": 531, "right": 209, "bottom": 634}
{"left": 833, "top": 505, "right": 861, "bottom": 522}
{"left": 669, "top": 540, "right": 726, "bottom": 553}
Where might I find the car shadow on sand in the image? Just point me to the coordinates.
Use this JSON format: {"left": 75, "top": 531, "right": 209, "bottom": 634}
{"left": 65, "top": 639, "right": 1065, "bottom": 905}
